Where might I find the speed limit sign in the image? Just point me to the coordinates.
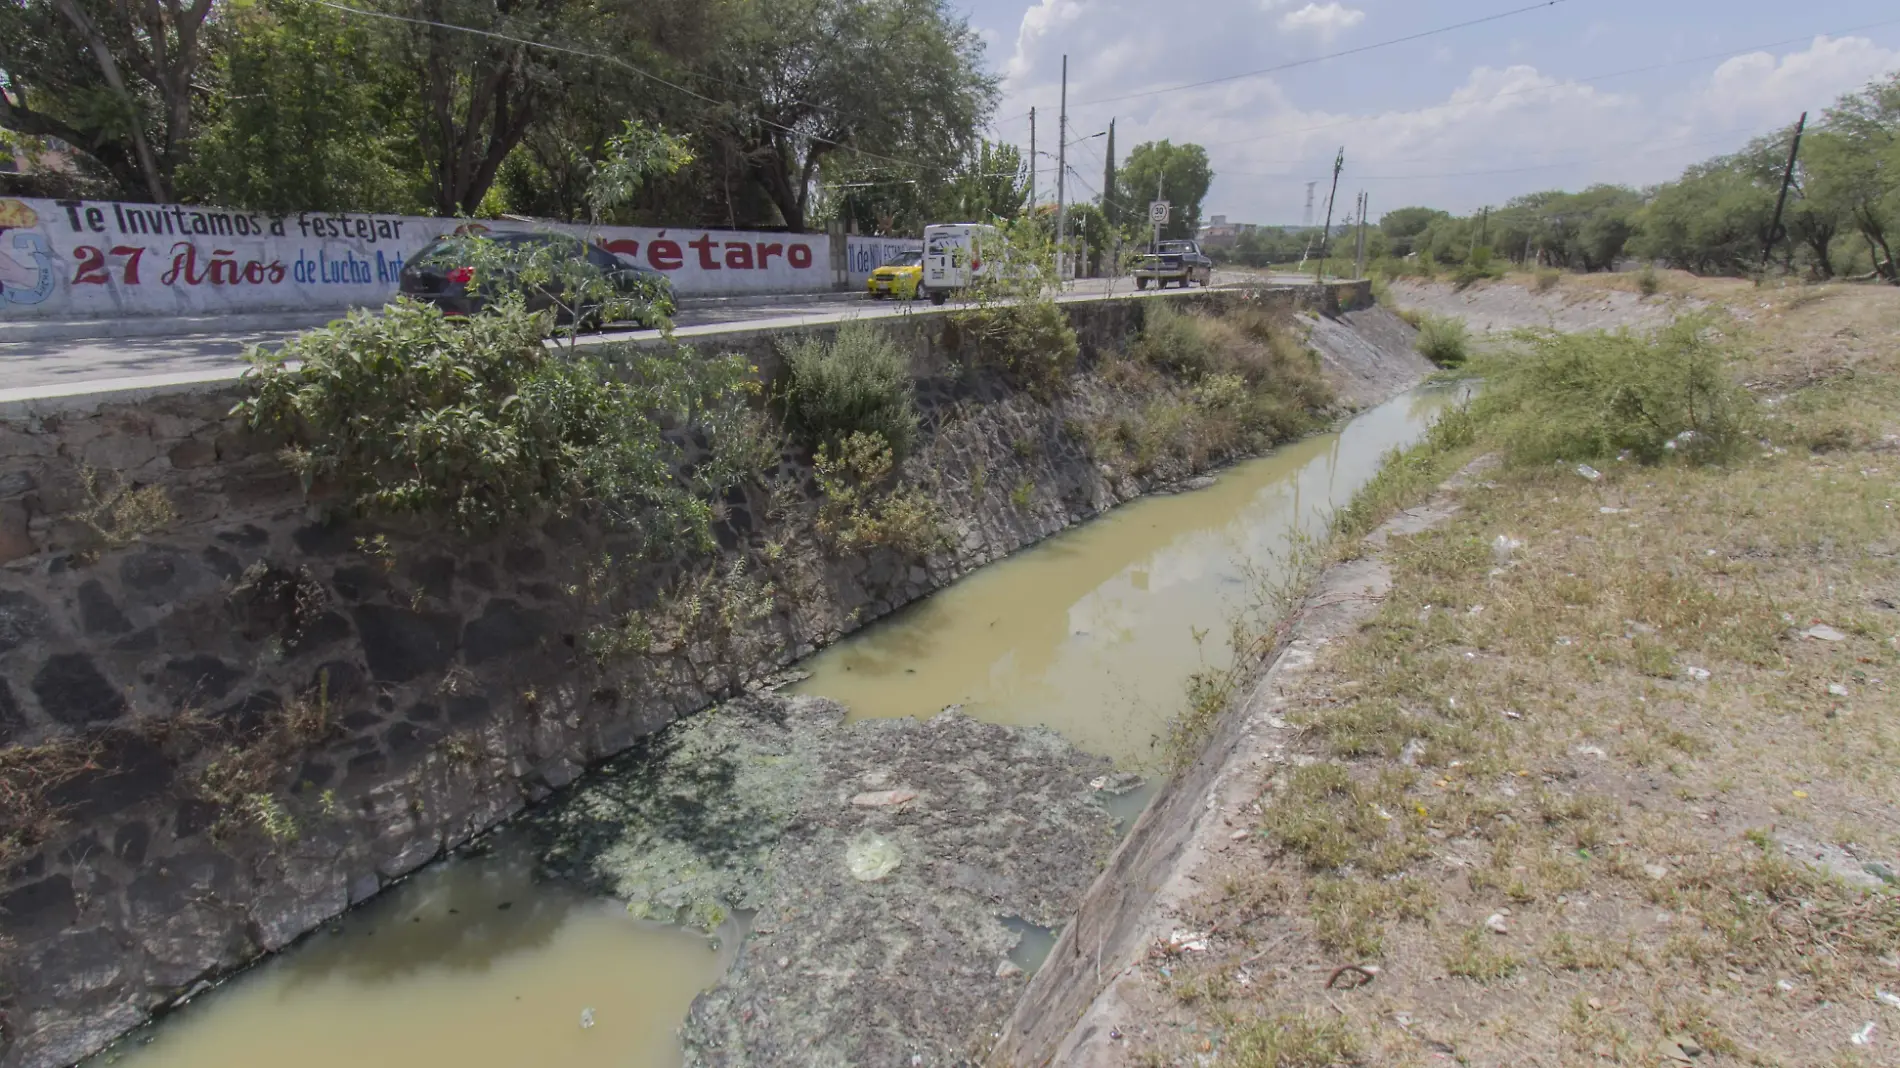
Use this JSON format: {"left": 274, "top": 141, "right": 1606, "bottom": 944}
{"left": 1148, "top": 200, "right": 1171, "bottom": 224}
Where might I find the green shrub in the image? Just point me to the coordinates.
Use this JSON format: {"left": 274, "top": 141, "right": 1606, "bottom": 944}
{"left": 1415, "top": 314, "right": 1470, "bottom": 367}
{"left": 1452, "top": 246, "right": 1504, "bottom": 290}
{"left": 813, "top": 431, "right": 946, "bottom": 556}
{"left": 1534, "top": 267, "right": 1562, "bottom": 292}
{"left": 954, "top": 298, "right": 1080, "bottom": 394}
{"left": 781, "top": 322, "right": 918, "bottom": 459}
{"left": 239, "top": 298, "right": 754, "bottom": 540}
{"left": 1637, "top": 265, "right": 1662, "bottom": 296}
{"left": 1472, "top": 316, "right": 1756, "bottom": 466}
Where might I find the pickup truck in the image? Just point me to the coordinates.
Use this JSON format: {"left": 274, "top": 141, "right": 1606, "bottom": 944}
{"left": 1133, "top": 240, "right": 1213, "bottom": 289}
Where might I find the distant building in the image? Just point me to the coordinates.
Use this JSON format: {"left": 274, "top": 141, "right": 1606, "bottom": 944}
{"left": 1198, "top": 215, "right": 1257, "bottom": 248}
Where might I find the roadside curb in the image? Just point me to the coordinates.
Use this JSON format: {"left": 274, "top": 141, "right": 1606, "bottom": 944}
{"left": 0, "top": 290, "right": 877, "bottom": 345}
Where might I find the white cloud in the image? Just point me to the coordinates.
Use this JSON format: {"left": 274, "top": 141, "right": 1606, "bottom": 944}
{"left": 1694, "top": 35, "right": 1900, "bottom": 127}
{"left": 1277, "top": 2, "right": 1364, "bottom": 40}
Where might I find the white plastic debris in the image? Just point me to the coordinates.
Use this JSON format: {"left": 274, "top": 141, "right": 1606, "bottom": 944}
{"left": 1683, "top": 666, "right": 1712, "bottom": 681}
{"left": 1576, "top": 744, "right": 1608, "bottom": 759}
{"left": 1776, "top": 979, "right": 1796, "bottom": 993}
{"left": 1166, "top": 929, "right": 1210, "bottom": 953}
{"left": 1485, "top": 912, "right": 1511, "bottom": 935}
{"left": 1805, "top": 624, "right": 1849, "bottom": 642}
{"left": 1576, "top": 464, "right": 1603, "bottom": 481}
{"left": 1829, "top": 683, "right": 1850, "bottom": 698}
{"left": 1851, "top": 1021, "right": 1876, "bottom": 1046}
{"left": 1877, "top": 989, "right": 1900, "bottom": 1010}
{"left": 1491, "top": 534, "right": 1524, "bottom": 565}
{"left": 579, "top": 1007, "right": 596, "bottom": 1029}
{"left": 1599, "top": 506, "right": 1627, "bottom": 514}
{"left": 846, "top": 831, "right": 902, "bottom": 882}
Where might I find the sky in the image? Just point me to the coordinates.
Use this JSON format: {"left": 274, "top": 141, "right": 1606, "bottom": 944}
{"left": 956, "top": 0, "right": 1900, "bottom": 225}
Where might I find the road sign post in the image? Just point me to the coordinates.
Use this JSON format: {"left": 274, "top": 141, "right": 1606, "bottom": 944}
{"left": 1148, "top": 200, "right": 1169, "bottom": 253}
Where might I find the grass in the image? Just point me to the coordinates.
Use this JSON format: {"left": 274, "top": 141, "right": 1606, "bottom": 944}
{"left": 1414, "top": 314, "right": 1470, "bottom": 367}
{"left": 1132, "top": 281, "right": 1900, "bottom": 1067}
{"left": 781, "top": 321, "right": 918, "bottom": 459}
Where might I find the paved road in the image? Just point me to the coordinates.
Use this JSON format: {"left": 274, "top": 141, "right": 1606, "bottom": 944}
{"left": 0, "top": 272, "right": 1303, "bottom": 395}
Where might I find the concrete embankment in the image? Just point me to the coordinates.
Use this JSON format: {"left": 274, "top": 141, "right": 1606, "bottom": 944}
{"left": 0, "top": 280, "right": 1424, "bottom": 1067}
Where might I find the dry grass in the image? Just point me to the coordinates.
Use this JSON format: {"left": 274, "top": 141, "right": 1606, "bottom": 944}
{"left": 1145, "top": 283, "right": 1900, "bottom": 1067}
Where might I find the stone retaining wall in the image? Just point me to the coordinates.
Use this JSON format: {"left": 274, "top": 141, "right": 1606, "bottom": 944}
{"left": 0, "top": 283, "right": 1371, "bottom": 1067}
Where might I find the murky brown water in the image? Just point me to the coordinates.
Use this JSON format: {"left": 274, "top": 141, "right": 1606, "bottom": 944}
{"left": 791, "top": 386, "right": 1457, "bottom": 764}
{"left": 97, "top": 835, "right": 738, "bottom": 1068}
{"left": 99, "top": 386, "right": 1453, "bottom": 1068}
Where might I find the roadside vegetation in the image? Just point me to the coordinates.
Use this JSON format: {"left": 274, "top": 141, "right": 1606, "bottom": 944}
{"left": 1143, "top": 276, "right": 1900, "bottom": 1067}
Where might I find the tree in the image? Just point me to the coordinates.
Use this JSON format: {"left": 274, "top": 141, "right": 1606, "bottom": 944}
{"left": 1807, "top": 73, "right": 1900, "bottom": 282}
{"left": 0, "top": 0, "right": 218, "bottom": 201}
{"left": 179, "top": 0, "right": 423, "bottom": 214}
{"left": 1379, "top": 207, "right": 1449, "bottom": 258}
{"left": 1631, "top": 163, "right": 1773, "bottom": 274}
{"left": 695, "top": 0, "right": 995, "bottom": 231}
{"left": 1117, "top": 140, "right": 1212, "bottom": 240}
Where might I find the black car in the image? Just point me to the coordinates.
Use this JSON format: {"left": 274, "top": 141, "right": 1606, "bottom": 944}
{"left": 1132, "top": 239, "right": 1214, "bottom": 289}
{"left": 399, "top": 231, "right": 674, "bottom": 329}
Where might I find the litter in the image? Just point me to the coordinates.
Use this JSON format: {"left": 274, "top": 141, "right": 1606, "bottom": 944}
{"left": 1491, "top": 535, "right": 1524, "bottom": 564}
{"left": 1683, "top": 666, "right": 1712, "bottom": 681}
{"left": 1805, "top": 624, "right": 1849, "bottom": 642}
{"left": 1851, "top": 1022, "right": 1876, "bottom": 1046}
{"left": 1576, "top": 744, "right": 1607, "bottom": 759}
{"left": 1576, "top": 464, "right": 1603, "bottom": 481}
{"left": 1829, "top": 683, "right": 1850, "bottom": 697}
{"left": 846, "top": 831, "right": 902, "bottom": 882}
{"left": 580, "top": 1007, "right": 596, "bottom": 1029}
{"left": 1485, "top": 913, "right": 1511, "bottom": 935}
{"left": 1877, "top": 989, "right": 1900, "bottom": 1010}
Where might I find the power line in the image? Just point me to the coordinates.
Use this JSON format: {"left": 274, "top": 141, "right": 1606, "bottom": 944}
{"left": 1069, "top": 0, "right": 1569, "bottom": 108}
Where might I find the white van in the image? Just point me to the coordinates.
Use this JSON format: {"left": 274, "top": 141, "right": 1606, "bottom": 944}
{"left": 920, "top": 222, "right": 1000, "bottom": 305}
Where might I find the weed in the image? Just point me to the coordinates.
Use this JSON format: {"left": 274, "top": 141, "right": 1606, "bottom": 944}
{"left": 70, "top": 466, "right": 176, "bottom": 552}
{"left": 1470, "top": 315, "right": 1756, "bottom": 465}
{"left": 1415, "top": 315, "right": 1470, "bottom": 368}
{"left": 814, "top": 432, "right": 948, "bottom": 557}
{"left": 0, "top": 736, "right": 105, "bottom": 867}
{"left": 1534, "top": 267, "right": 1562, "bottom": 292}
{"left": 1637, "top": 265, "right": 1661, "bottom": 296}
{"left": 1444, "top": 926, "right": 1520, "bottom": 980}
{"left": 1009, "top": 478, "right": 1034, "bottom": 511}
{"left": 781, "top": 322, "right": 918, "bottom": 459}
{"left": 244, "top": 793, "right": 299, "bottom": 843}
{"left": 953, "top": 298, "right": 1080, "bottom": 395}
{"left": 1219, "top": 1012, "right": 1362, "bottom": 1067}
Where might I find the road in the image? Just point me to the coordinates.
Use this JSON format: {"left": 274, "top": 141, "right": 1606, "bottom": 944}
{"left": 0, "top": 271, "right": 1304, "bottom": 395}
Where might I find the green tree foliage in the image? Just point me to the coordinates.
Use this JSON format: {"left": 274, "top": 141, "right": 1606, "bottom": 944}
{"left": 0, "top": 0, "right": 218, "bottom": 201}
{"left": 238, "top": 298, "right": 758, "bottom": 545}
{"left": 1379, "top": 208, "right": 1448, "bottom": 258}
{"left": 693, "top": 0, "right": 996, "bottom": 231}
{"left": 178, "top": 0, "right": 422, "bottom": 214}
{"left": 1118, "top": 140, "right": 1213, "bottom": 240}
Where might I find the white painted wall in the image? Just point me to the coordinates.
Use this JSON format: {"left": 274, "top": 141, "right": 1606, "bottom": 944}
{"left": 0, "top": 196, "right": 837, "bottom": 320}
{"left": 844, "top": 236, "right": 923, "bottom": 286}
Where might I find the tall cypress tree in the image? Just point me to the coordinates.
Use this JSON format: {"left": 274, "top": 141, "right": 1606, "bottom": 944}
{"left": 1102, "top": 118, "right": 1117, "bottom": 229}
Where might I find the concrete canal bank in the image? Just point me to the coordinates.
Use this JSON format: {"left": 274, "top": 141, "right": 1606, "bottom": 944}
{"left": 0, "top": 282, "right": 1435, "bottom": 1066}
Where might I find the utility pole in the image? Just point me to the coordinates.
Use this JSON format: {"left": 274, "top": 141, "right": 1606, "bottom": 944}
{"left": 1302, "top": 182, "right": 1316, "bottom": 229}
{"left": 1316, "top": 148, "right": 1343, "bottom": 281}
{"left": 1354, "top": 191, "right": 1369, "bottom": 279}
{"left": 1762, "top": 111, "right": 1808, "bottom": 272}
{"left": 1028, "top": 107, "right": 1036, "bottom": 210}
{"left": 1055, "top": 55, "right": 1068, "bottom": 285}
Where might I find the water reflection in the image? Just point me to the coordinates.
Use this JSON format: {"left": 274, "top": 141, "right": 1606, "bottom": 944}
{"left": 793, "top": 386, "right": 1461, "bottom": 764}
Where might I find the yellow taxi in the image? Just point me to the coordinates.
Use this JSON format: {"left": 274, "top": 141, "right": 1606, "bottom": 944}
{"left": 866, "top": 250, "right": 923, "bottom": 299}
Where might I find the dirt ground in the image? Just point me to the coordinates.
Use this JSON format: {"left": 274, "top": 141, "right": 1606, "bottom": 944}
{"left": 1106, "top": 278, "right": 1900, "bottom": 1067}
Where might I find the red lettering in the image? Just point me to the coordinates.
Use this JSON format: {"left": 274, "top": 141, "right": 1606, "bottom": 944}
{"left": 162, "top": 242, "right": 208, "bottom": 286}
{"left": 72, "top": 245, "right": 109, "bottom": 285}
{"left": 648, "top": 239, "right": 683, "bottom": 271}
{"left": 689, "top": 233, "right": 720, "bottom": 270}
{"left": 265, "top": 261, "right": 286, "bottom": 284}
{"left": 723, "top": 242, "right": 754, "bottom": 270}
{"left": 757, "top": 242, "right": 783, "bottom": 269}
{"left": 243, "top": 261, "right": 266, "bottom": 284}
{"left": 208, "top": 250, "right": 240, "bottom": 285}
{"left": 601, "top": 238, "right": 640, "bottom": 260}
{"left": 788, "top": 243, "right": 813, "bottom": 269}
{"left": 109, "top": 245, "right": 145, "bottom": 284}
